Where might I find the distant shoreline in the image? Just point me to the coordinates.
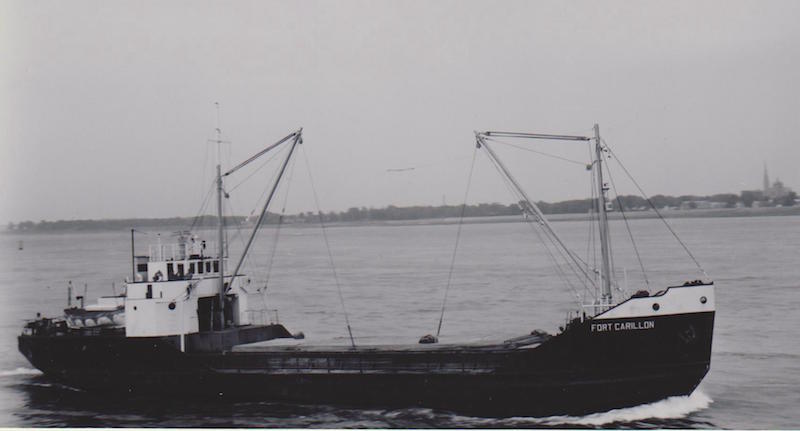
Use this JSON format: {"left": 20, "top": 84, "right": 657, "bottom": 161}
{"left": 5, "top": 206, "right": 800, "bottom": 234}
{"left": 322, "top": 206, "right": 800, "bottom": 228}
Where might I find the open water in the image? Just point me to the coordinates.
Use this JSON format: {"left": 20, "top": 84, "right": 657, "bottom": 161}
{"left": 0, "top": 215, "right": 798, "bottom": 428}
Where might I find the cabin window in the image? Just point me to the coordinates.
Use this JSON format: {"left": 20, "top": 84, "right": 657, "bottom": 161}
{"left": 213, "top": 261, "right": 219, "bottom": 273}
{"left": 189, "top": 263, "right": 195, "bottom": 274}
{"left": 167, "top": 263, "right": 174, "bottom": 279}
{"left": 198, "top": 261, "right": 204, "bottom": 274}
{"left": 206, "top": 262, "right": 212, "bottom": 273}
{"left": 177, "top": 263, "right": 184, "bottom": 277}
{"left": 136, "top": 263, "right": 148, "bottom": 272}
{"left": 146, "top": 285, "right": 153, "bottom": 299}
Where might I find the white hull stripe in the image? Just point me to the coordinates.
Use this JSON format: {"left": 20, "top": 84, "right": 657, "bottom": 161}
{"left": 595, "top": 284, "right": 715, "bottom": 320}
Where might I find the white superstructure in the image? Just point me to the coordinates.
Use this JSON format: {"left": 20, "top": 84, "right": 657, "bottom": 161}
{"left": 125, "top": 232, "right": 252, "bottom": 337}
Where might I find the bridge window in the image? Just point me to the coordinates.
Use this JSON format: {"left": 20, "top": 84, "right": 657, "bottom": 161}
{"left": 206, "top": 261, "right": 211, "bottom": 273}
{"left": 213, "top": 261, "right": 219, "bottom": 273}
{"left": 136, "top": 263, "right": 148, "bottom": 272}
{"left": 177, "top": 263, "right": 184, "bottom": 277}
{"left": 198, "top": 261, "right": 204, "bottom": 274}
{"left": 189, "top": 263, "right": 195, "bottom": 274}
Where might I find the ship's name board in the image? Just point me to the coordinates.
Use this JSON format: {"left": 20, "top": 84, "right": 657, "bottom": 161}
{"left": 591, "top": 320, "right": 655, "bottom": 333}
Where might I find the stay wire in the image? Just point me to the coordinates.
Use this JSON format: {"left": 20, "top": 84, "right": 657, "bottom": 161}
{"left": 605, "top": 161, "right": 650, "bottom": 289}
{"left": 603, "top": 140, "right": 709, "bottom": 278}
{"left": 188, "top": 180, "right": 217, "bottom": 232}
{"left": 482, "top": 136, "right": 587, "bottom": 166}
{"left": 523, "top": 216, "right": 587, "bottom": 304}
{"left": 201, "top": 139, "right": 210, "bottom": 202}
{"left": 479, "top": 145, "right": 596, "bottom": 289}
{"left": 481, "top": 148, "right": 593, "bottom": 304}
{"left": 301, "top": 145, "right": 357, "bottom": 349}
{"left": 222, "top": 194, "right": 244, "bottom": 260}
{"left": 263, "top": 152, "right": 297, "bottom": 292}
{"left": 435, "top": 145, "right": 478, "bottom": 338}
{"left": 226, "top": 148, "right": 299, "bottom": 294}
{"left": 487, "top": 149, "right": 589, "bottom": 303}
{"left": 247, "top": 148, "right": 287, "bottom": 226}
{"left": 229, "top": 144, "right": 288, "bottom": 194}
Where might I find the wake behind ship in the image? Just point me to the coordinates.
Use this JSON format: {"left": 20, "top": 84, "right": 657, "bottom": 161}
{"left": 18, "top": 125, "right": 715, "bottom": 418}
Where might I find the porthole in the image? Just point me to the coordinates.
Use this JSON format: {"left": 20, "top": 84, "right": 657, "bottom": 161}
{"left": 700, "top": 296, "right": 707, "bottom": 304}
{"left": 133, "top": 306, "right": 137, "bottom": 311}
{"left": 168, "top": 302, "right": 176, "bottom": 310}
{"left": 652, "top": 303, "right": 660, "bottom": 311}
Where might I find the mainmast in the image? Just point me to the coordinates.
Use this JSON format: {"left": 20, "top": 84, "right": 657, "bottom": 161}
{"left": 211, "top": 126, "right": 301, "bottom": 330}
{"left": 216, "top": 163, "right": 225, "bottom": 329}
{"left": 214, "top": 102, "right": 226, "bottom": 330}
{"left": 593, "top": 124, "right": 613, "bottom": 305}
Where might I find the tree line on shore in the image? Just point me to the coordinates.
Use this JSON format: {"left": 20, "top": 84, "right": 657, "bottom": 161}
{"left": 6, "top": 190, "right": 797, "bottom": 233}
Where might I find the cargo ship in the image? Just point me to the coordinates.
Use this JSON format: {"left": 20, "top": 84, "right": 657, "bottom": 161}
{"left": 18, "top": 125, "right": 715, "bottom": 417}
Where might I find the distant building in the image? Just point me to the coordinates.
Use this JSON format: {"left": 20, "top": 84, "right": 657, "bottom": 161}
{"left": 763, "top": 164, "right": 794, "bottom": 200}
{"left": 679, "top": 200, "right": 727, "bottom": 210}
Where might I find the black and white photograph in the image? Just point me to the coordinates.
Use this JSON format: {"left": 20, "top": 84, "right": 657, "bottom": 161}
{"left": 1, "top": 0, "right": 798, "bottom": 428}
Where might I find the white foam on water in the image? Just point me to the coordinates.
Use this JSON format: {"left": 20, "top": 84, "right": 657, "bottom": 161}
{"left": 422, "top": 390, "right": 714, "bottom": 428}
{"left": 0, "top": 367, "right": 43, "bottom": 377}
{"left": 534, "top": 390, "right": 714, "bottom": 426}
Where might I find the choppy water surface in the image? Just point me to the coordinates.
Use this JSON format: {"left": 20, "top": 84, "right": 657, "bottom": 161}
{"left": 1, "top": 215, "right": 799, "bottom": 428}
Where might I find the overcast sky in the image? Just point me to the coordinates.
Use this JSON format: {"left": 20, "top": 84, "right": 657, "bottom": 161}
{"left": 2, "top": 0, "right": 799, "bottom": 224}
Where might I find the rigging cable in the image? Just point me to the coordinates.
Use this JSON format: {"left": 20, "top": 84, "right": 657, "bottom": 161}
{"left": 263, "top": 152, "right": 297, "bottom": 292}
{"left": 604, "top": 161, "right": 650, "bottom": 289}
{"left": 201, "top": 137, "right": 211, "bottom": 203}
{"left": 223, "top": 145, "right": 289, "bottom": 260}
{"left": 188, "top": 180, "right": 217, "bottom": 232}
{"left": 603, "top": 141, "right": 709, "bottom": 278}
{"left": 224, "top": 152, "right": 299, "bottom": 294}
{"left": 435, "top": 145, "right": 478, "bottom": 339}
{"left": 229, "top": 144, "right": 288, "bottom": 194}
{"left": 478, "top": 139, "right": 597, "bottom": 291}
{"left": 482, "top": 136, "right": 587, "bottom": 166}
{"left": 484, "top": 151, "right": 582, "bottom": 299}
{"left": 480, "top": 147, "right": 594, "bottom": 305}
{"left": 523, "top": 217, "right": 588, "bottom": 304}
{"left": 301, "top": 145, "right": 357, "bottom": 349}
{"left": 223, "top": 192, "right": 247, "bottom": 254}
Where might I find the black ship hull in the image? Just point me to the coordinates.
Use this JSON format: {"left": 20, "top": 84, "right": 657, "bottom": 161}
{"left": 18, "top": 310, "right": 714, "bottom": 418}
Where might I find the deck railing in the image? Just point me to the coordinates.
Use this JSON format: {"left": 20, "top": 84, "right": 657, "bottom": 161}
{"left": 148, "top": 241, "right": 217, "bottom": 262}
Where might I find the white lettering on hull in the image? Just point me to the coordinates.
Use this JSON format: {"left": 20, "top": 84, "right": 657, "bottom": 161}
{"left": 590, "top": 320, "right": 655, "bottom": 333}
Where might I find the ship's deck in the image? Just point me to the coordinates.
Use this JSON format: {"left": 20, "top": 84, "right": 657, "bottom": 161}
{"left": 231, "top": 333, "right": 547, "bottom": 354}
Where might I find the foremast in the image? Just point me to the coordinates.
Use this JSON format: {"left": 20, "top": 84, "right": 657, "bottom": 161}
{"left": 475, "top": 125, "right": 615, "bottom": 308}
{"left": 593, "top": 124, "right": 613, "bottom": 305}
